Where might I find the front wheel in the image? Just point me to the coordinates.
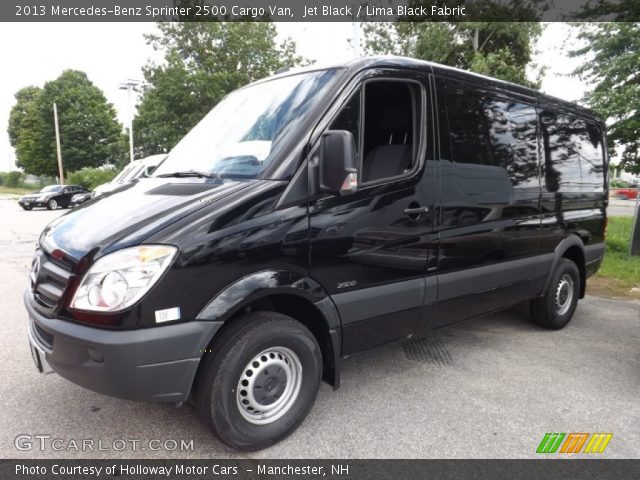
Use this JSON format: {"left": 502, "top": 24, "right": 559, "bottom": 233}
{"left": 530, "top": 258, "right": 580, "bottom": 329}
{"left": 193, "top": 311, "right": 322, "bottom": 451}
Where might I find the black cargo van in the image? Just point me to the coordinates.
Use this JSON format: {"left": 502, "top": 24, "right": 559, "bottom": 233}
{"left": 25, "top": 57, "right": 607, "bottom": 450}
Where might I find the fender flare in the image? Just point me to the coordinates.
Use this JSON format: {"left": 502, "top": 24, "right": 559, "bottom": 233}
{"left": 542, "top": 235, "right": 586, "bottom": 298}
{"left": 197, "top": 269, "right": 342, "bottom": 388}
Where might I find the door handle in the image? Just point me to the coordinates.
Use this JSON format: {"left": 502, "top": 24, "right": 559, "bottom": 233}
{"left": 404, "top": 206, "right": 430, "bottom": 216}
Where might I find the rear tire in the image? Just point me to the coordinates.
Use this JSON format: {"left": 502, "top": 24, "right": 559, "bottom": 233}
{"left": 46, "top": 199, "right": 58, "bottom": 210}
{"left": 193, "top": 311, "right": 322, "bottom": 451}
{"left": 530, "top": 258, "right": 580, "bottom": 330}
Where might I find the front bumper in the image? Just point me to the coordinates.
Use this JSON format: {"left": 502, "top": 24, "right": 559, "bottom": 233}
{"left": 24, "top": 291, "right": 222, "bottom": 403}
{"left": 19, "top": 199, "right": 47, "bottom": 208}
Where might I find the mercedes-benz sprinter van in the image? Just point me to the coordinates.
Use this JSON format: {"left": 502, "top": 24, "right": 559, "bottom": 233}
{"left": 25, "top": 57, "right": 608, "bottom": 450}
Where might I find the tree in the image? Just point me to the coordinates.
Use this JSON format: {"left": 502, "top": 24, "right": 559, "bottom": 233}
{"left": 363, "top": 1, "right": 546, "bottom": 87}
{"left": 11, "top": 70, "right": 124, "bottom": 176}
{"left": 134, "top": 22, "right": 303, "bottom": 157}
{"left": 570, "top": 23, "right": 640, "bottom": 173}
{"left": 8, "top": 86, "right": 41, "bottom": 148}
{"left": 572, "top": 0, "right": 640, "bottom": 21}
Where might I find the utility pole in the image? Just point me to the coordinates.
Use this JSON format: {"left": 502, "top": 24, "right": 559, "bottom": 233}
{"left": 351, "top": 21, "right": 360, "bottom": 58}
{"left": 118, "top": 79, "right": 142, "bottom": 163}
{"left": 53, "top": 102, "right": 64, "bottom": 184}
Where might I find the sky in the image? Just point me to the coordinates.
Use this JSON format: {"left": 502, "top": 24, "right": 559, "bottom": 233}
{"left": 0, "top": 22, "right": 587, "bottom": 172}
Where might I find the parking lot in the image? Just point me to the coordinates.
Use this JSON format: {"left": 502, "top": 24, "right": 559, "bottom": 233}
{"left": 0, "top": 198, "right": 638, "bottom": 459}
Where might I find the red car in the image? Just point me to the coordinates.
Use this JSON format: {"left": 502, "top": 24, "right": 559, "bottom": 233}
{"left": 611, "top": 186, "right": 639, "bottom": 200}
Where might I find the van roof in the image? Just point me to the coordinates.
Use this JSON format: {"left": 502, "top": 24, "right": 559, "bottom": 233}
{"left": 263, "top": 55, "right": 603, "bottom": 125}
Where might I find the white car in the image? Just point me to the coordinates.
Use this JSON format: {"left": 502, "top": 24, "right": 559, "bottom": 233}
{"left": 71, "top": 155, "right": 166, "bottom": 206}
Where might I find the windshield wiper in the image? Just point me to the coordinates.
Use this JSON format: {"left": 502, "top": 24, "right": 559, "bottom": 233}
{"left": 156, "top": 169, "right": 220, "bottom": 179}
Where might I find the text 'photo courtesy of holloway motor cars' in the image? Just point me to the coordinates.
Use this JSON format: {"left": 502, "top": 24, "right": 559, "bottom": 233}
{"left": 25, "top": 56, "right": 607, "bottom": 451}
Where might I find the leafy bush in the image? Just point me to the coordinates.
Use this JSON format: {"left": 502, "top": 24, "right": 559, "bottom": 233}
{"left": 0, "top": 171, "right": 25, "bottom": 187}
{"left": 67, "top": 166, "right": 118, "bottom": 191}
{"left": 610, "top": 179, "right": 633, "bottom": 188}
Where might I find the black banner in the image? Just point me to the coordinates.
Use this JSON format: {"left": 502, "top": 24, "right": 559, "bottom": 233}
{"left": 3, "top": 0, "right": 640, "bottom": 22}
{"left": 1, "top": 459, "right": 640, "bottom": 480}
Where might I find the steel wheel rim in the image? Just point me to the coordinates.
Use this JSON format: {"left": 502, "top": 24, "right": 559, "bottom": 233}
{"left": 554, "top": 274, "right": 574, "bottom": 315}
{"left": 236, "top": 347, "right": 303, "bottom": 425}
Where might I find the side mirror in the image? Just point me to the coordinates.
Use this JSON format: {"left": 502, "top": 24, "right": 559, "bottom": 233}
{"left": 318, "top": 130, "right": 358, "bottom": 195}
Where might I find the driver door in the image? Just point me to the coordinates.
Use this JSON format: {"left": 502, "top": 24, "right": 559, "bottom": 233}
{"left": 308, "top": 70, "right": 437, "bottom": 355}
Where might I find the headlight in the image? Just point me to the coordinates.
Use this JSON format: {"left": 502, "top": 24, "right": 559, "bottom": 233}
{"left": 70, "top": 245, "right": 177, "bottom": 312}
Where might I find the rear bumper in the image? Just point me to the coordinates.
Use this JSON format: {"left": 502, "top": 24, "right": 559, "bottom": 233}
{"left": 24, "top": 291, "right": 222, "bottom": 403}
{"left": 585, "top": 243, "right": 606, "bottom": 278}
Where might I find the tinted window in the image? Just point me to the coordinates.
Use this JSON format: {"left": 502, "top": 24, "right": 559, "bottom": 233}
{"left": 446, "top": 88, "right": 538, "bottom": 190}
{"left": 484, "top": 100, "right": 539, "bottom": 189}
{"left": 445, "top": 89, "right": 492, "bottom": 166}
{"left": 540, "top": 111, "right": 604, "bottom": 193}
{"left": 579, "top": 122, "right": 605, "bottom": 191}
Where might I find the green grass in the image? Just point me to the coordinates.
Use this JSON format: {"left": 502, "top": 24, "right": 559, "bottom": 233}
{"left": 596, "top": 216, "right": 640, "bottom": 288}
{"left": 0, "top": 185, "right": 34, "bottom": 196}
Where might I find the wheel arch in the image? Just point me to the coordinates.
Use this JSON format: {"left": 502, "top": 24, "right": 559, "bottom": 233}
{"left": 196, "top": 270, "right": 342, "bottom": 388}
{"left": 544, "top": 235, "right": 587, "bottom": 299}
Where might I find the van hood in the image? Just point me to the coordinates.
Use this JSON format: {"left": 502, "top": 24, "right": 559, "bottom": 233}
{"left": 39, "top": 178, "right": 257, "bottom": 265}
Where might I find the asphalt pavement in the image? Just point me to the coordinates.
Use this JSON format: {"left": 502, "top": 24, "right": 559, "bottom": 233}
{"left": 0, "top": 198, "right": 638, "bottom": 459}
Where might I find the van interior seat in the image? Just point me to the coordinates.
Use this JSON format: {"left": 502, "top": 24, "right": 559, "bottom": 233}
{"left": 363, "top": 106, "right": 413, "bottom": 182}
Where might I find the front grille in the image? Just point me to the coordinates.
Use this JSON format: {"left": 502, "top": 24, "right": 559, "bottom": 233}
{"left": 49, "top": 254, "right": 73, "bottom": 271}
{"left": 31, "top": 250, "right": 74, "bottom": 314}
{"left": 34, "top": 292, "right": 57, "bottom": 309}
{"left": 47, "top": 276, "right": 67, "bottom": 289}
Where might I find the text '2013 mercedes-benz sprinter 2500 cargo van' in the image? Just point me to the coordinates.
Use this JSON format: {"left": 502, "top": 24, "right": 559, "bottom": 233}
{"left": 25, "top": 57, "right": 608, "bottom": 450}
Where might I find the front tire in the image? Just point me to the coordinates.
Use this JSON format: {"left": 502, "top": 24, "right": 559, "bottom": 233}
{"left": 20, "top": 205, "right": 32, "bottom": 211}
{"left": 46, "top": 199, "right": 58, "bottom": 210}
{"left": 194, "top": 311, "right": 322, "bottom": 451}
{"left": 530, "top": 258, "right": 580, "bottom": 330}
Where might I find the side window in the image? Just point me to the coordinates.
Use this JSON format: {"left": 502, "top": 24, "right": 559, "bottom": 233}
{"left": 484, "top": 100, "right": 539, "bottom": 190}
{"left": 330, "top": 80, "right": 421, "bottom": 185}
{"left": 445, "top": 88, "right": 492, "bottom": 166}
{"left": 539, "top": 112, "right": 604, "bottom": 193}
{"left": 362, "top": 81, "right": 420, "bottom": 183}
{"left": 579, "top": 122, "right": 605, "bottom": 192}
{"left": 329, "top": 89, "right": 361, "bottom": 160}
{"left": 445, "top": 85, "right": 539, "bottom": 194}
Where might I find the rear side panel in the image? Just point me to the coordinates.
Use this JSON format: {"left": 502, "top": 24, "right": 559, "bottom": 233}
{"left": 538, "top": 108, "right": 608, "bottom": 279}
{"left": 429, "top": 74, "right": 549, "bottom": 328}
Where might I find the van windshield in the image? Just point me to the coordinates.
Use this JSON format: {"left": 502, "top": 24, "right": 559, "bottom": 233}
{"left": 112, "top": 165, "right": 136, "bottom": 183}
{"left": 154, "top": 69, "right": 339, "bottom": 179}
